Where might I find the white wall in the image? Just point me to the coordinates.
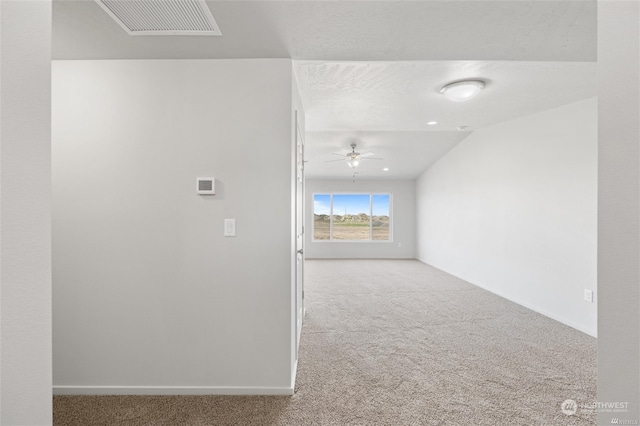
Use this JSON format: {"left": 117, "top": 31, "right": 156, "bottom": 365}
{"left": 2, "top": 1, "right": 637, "bottom": 420}
{"left": 0, "top": 1, "right": 53, "bottom": 424}
{"left": 416, "top": 98, "right": 598, "bottom": 336}
{"left": 305, "top": 179, "right": 415, "bottom": 259}
{"left": 52, "top": 59, "right": 297, "bottom": 394}
{"left": 597, "top": 2, "right": 640, "bottom": 422}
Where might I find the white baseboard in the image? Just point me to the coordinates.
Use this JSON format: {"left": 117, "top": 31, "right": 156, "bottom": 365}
{"left": 418, "top": 259, "right": 598, "bottom": 338}
{"left": 471, "top": 283, "right": 598, "bottom": 338}
{"left": 53, "top": 386, "right": 295, "bottom": 396}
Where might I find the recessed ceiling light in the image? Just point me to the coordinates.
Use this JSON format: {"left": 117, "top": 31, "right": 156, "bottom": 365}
{"left": 427, "top": 121, "right": 438, "bottom": 126}
{"left": 440, "top": 80, "right": 485, "bottom": 102}
{"left": 383, "top": 168, "right": 389, "bottom": 172}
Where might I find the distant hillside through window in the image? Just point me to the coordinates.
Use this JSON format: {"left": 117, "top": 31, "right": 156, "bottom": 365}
{"left": 313, "top": 194, "right": 390, "bottom": 241}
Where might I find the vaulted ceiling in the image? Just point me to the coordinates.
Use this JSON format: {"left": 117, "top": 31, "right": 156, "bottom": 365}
{"left": 53, "top": 0, "right": 597, "bottom": 179}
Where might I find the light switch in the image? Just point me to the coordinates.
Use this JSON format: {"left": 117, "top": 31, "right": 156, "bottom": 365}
{"left": 224, "top": 219, "right": 236, "bottom": 237}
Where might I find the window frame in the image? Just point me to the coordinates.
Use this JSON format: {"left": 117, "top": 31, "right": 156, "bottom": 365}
{"left": 312, "top": 192, "right": 393, "bottom": 243}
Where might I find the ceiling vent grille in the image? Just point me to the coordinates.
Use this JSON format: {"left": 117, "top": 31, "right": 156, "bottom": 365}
{"left": 95, "top": 0, "right": 222, "bottom": 36}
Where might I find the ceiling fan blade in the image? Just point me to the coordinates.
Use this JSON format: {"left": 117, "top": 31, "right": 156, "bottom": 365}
{"left": 360, "top": 152, "right": 376, "bottom": 158}
{"left": 325, "top": 159, "right": 346, "bottom": 163}
{"left": 361, "top": 157, "right": 384, "bottom": 161}
{"left": 332, "top": 151, "right": 349, "bottom": 157}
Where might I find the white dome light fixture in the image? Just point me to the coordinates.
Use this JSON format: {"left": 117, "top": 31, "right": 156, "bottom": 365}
{"left": 347, "top": 158, "right": 360, "bottom": 168}
{"left": 440, "top": 80, "right": 485, "bottom": 102}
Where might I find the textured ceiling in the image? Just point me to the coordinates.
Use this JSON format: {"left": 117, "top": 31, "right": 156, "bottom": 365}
{"left": 298, "top": 61, "right": 597, "bottom": 178}
{"left": 53, "top": 1, "right": 596, "bottom": 61}
{"left": 53, "top": 0, "right": 598, "bottom": 180}
{"left": 304, "top": 131, "right": 470, "bottom": 180}
{"left": 296, "top": 61, "right": 598, "bottom": 132}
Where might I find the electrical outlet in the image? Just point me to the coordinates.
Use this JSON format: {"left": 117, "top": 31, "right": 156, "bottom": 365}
{"left": 584, "top": 289, "right": 593, "bottom": 303}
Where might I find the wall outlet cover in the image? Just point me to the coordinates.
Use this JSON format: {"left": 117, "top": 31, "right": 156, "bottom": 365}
{"left": 584, "top": 289, "right": 594, "bottom": 303}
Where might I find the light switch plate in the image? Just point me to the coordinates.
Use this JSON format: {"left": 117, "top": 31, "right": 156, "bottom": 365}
{"left": 224, "top": 219, "right": 236, "bottom": 237}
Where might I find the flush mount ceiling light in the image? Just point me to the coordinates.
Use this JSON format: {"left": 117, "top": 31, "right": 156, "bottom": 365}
{"left": 440, "top": 80, "right": 485, "bottom": 102}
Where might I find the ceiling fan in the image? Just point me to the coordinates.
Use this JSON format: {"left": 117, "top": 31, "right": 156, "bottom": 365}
{"left": 326, "top": 143, "right": 382, "bottom": 168}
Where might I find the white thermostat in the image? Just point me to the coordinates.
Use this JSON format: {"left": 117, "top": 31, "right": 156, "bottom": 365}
{"left": 196, "top": 177, "right": 215, "bottom": 195}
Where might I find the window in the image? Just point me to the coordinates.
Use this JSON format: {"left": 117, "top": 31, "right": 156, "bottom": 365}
{"left": 313, "top": 193, "right": 391, "bottom": 241}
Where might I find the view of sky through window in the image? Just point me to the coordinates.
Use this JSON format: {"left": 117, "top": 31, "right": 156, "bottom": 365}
{"left": 313, "top": 194, "right": 331, "bottom": 216}
{"left": 333, "top": 194, "right": 370, "bottom": 216}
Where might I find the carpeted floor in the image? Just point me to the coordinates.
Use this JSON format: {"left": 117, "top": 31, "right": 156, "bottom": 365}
{"left": 54, "top": 259, "right": 597, "bottom": 425}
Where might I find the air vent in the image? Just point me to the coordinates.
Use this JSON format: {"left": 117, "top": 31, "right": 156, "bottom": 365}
{"left": 96, "top": 0, "right": 222, "bottom": 36}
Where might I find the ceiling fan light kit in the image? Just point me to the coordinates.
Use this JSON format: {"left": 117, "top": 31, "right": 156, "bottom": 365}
{"left": 440, "top": 80, "right": 485, "bottom": 102}
{"left": 326, "top": 142, "right": 382, "bottom": 170}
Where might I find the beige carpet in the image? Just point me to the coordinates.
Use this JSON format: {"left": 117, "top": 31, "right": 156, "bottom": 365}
{"left": 54, "top": 259, "right": 597, "bottom": 425}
